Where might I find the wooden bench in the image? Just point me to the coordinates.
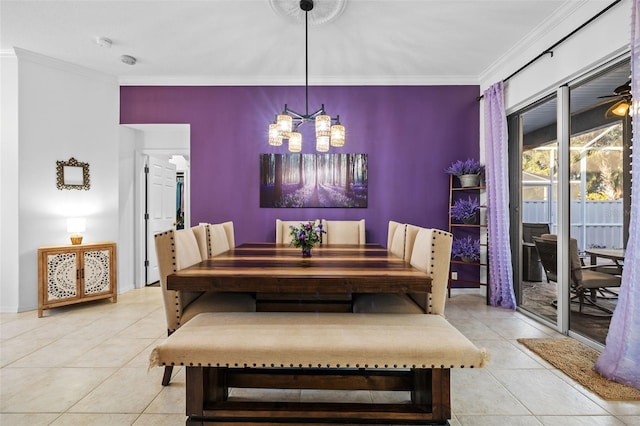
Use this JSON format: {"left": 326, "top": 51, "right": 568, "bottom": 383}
{"left": 149, "top": 312, "right": 487, "bottom": 425}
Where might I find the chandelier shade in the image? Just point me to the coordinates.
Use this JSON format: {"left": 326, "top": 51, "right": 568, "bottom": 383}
{"left": 268, "top": 123, "right": 283, "bottom": 146}
{"left": 316, "top": 136, "right": 330, "bottom": 152}
{"left": 268, "top": 0, "right": 345, "bottom": 152}
{"left": 330, "top": 123, "right": 346, "bottom": 147}
{"left": 288, "top": 132, "right": 302, "bottom": 152}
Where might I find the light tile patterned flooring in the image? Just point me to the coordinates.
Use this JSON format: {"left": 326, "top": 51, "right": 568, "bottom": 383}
{"left": 1, "top": 287, "right": 639, "bottom": 425}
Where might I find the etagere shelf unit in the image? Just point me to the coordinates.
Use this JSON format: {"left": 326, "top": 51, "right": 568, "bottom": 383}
{"left": 37, "top": 241, "right": 117, "bottom": 317}
{"left": 447, "top": 175, "right": 488, "bottom": 299}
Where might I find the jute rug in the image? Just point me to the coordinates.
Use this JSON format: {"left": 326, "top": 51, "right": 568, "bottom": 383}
{"left": 517, "top": 337, "right": 640, "bottom": 401}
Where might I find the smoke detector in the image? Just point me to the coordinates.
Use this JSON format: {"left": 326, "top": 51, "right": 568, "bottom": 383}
{"left": 96, "top": 37, "right": 112, "bottom": 48}
{"left": 120, "top": 55, "right": 137, "bottom": 65}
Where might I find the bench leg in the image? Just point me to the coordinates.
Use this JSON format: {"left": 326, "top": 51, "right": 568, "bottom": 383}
{"left": 161, "top": 365, "right": 173, "bottom": 386}
{"left": 186, "top": 367, "right": 228, "bottom": 420}
{"left": 412, "top": 368, "right": 451, "bottom": 424}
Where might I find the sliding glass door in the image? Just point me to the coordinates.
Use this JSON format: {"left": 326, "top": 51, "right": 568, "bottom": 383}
{"left": 510, "top": 58, "right": 631, "bottom": 344}
{"left": 514, "top": 95, "right": 559, "bottom": 325}
{"left": 566, "top": 60, "right": 630, "bottom": 344}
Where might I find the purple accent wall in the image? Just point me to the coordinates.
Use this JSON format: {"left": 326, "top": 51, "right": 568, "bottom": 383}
{"left": 120, "top": 85, "right": 479, "bottom": 245}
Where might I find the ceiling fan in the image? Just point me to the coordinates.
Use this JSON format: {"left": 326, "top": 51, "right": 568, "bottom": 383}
{"left": 599, "top": 80, "right": 632, "bottom": 118}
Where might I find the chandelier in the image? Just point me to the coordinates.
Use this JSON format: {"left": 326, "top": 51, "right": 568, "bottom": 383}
{"left": 268, "top": 0, "right": 345, "bottom": 152}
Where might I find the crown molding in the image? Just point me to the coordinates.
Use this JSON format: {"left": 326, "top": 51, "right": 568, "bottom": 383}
{"left": 118, "top": 74, "right": 479, "bottom": 86}
{"left": 478, "top": 0, "right": 591, "bottom": 84}
{"left": 1, "top": 49, "right": 17, "bottom": 58}
{"left": 14, "top": 48, "right": 117, "bottom": 84}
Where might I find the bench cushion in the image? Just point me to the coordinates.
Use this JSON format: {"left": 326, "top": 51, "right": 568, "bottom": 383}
{"left": 149, "top": 312, "right": 487, "bottom": 370}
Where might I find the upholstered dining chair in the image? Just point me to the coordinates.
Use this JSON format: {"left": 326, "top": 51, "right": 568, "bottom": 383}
{"left": 275, "top": 219, "right": 322, "bottom": 244}
{"left": 406, "top": 228, "right": 453, "bottom": 316}
{"left": 532, "top": 235, "right": 621, "bottom": 315}
{"left": 353, "top": 226, "right": 453, "bottom": 316}
{"left": 403, "top": 223, "right": 422, "bottom": 263}
{"left": 192, "top": 224, "right": 209, "bottom": 259}
{"left": 208, "top": 222, "right": 232, "bottom": 256}
{"left": 353, "top": 221, "right": 422, "bottom": 314}
{"left": 155, "top": 227, "right": 255, "bottom": 386}
{"left": 387, "top": 220, "right": 406, "bottom": 259}
{"left": 322, "top": 219, "right": 366, "bottom": 245}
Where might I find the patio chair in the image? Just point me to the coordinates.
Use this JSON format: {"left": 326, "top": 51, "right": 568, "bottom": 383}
{"left": 522, "top": 223, "right": 549, "bottom": 282}
{"left": 532, "top": 235, "right": 621, "bottom": 315}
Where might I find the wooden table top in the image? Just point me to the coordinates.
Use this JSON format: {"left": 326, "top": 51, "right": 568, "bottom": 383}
{"left": 167, "top": 243, "right": 431, "bottom": 294}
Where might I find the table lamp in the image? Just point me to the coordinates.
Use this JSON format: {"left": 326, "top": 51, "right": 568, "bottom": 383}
{"left": 67, "top": 218, "right": 86, "bottom": 245}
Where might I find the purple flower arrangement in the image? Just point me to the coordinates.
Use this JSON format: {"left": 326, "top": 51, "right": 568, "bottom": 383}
{"left": 289, "top": 221, "right": 325, "bottom": 254}
{"left": 451, "top": 236, "right": 480, "bottom": 262}
{"left": 445, "top": 158, "right": 483, "bottom": 176}
{"left": 451, "top": 197, "right": 480, "bottom": 223}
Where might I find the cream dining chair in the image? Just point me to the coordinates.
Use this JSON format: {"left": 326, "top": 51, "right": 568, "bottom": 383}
{"left": 322, "top": 219, "right": 366, "bottom": 245}
{"left": 387, "top": 220, "right": 406, "bottom": 259}
{"left": 353, "top": 226, "right": 453, "bottom": 315}
{"left": 208, "top": 222, "right": 233, "bottom": 256}
{"left": 275, "top": 219, "right": 322, "bottom": 245}
{"left": 353, "top": 221, "right": 422, "bottom": 314}
{"left": 155, "top": 227, "right": 255, "bottom": 386}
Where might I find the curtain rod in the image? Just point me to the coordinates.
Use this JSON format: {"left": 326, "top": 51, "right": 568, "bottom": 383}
{"left": 476, "top": 0, "right": 623, "bottom": 101}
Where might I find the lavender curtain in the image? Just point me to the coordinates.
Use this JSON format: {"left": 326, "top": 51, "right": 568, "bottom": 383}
{"left": 594, "top": 0, "right": 640, "bottom": 390}
{"left": 483, "top": 81, "right": 516, "bottom": 309}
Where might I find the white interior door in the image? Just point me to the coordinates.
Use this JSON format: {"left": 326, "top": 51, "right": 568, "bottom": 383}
{"left": 146, "top": 155, "right": 177, "bottom": 284}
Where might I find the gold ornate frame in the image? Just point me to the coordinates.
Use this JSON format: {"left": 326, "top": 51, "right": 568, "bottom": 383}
{"left": 56, "top": 157, "right": 90, "bottom": 190}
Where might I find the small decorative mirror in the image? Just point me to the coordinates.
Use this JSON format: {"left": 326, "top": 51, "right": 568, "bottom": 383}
{"left": 56, "top": 157, "right": 90, "bottom": 190}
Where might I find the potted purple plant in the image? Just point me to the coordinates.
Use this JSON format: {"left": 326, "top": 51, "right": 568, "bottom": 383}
{"left": 451, "top": 197, "right": 480, "bottom": 224}
{"left": 451, "top": 236, "right": 480, "bottom": 263}
{"left": 446, "top": 158, "right": 483, "bottom": 187}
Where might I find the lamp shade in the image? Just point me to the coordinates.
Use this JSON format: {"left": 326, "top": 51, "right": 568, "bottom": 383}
{"left": 277, "top": 114, "right": 293, "bottom": 134}
{"left": 316, "top": 136, "right": 330, "bottom": 152}
{"left": 67, "top": 218, "right": 86, "bottom": 233}
{"left": 315, "top": 115, "right": 331, "bottom": 137}
{"left": 268, "top": 123, "right": 283, "bottom": 146}
{"left": 288, "top": 132, "right": 302, "bottom": 152}
{"left": 330, "top": 124, "right": 346, "bottom": 147}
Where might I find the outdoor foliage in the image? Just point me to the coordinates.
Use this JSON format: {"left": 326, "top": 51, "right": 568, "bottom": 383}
{"left": 522, "top": 123, "right": 623, "bottom": 200}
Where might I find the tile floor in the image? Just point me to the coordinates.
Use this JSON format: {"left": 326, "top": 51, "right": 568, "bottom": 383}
{"left": 1, "top": 287, "right": 639, "bottom": 425}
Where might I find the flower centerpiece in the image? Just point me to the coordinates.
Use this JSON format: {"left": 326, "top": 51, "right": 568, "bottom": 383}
{"left": 451, "top": 196, "right": 480, "bottom": 224}
{"left": 289, "top": 221, "right": 325, "bottom": 257}
{"left": 451, "top": 236, "right": 480, "bottom": 263}
{"left": 446, "top": 158, "right": 484, "bottom": 187}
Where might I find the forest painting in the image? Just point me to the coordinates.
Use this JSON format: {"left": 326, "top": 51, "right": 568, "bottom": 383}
{"left": 260, "top": 154, "right": 368, "bottom": 208}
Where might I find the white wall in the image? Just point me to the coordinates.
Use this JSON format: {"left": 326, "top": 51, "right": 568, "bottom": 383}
{"left": 10, "top": 49, "right": 119, "bottom": 312}
{"left": 118, "top": 126, "right": 140, "bottom": 294}
{"left": 0, "top": 52, "right": 20, "bottom": 311}
{"left": 480, "top": 0, "right": 630, "bottom": 112}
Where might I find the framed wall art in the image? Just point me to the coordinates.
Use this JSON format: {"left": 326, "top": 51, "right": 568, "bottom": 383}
{"left": 260, "top": 153, "right": 367, "bottom": 208}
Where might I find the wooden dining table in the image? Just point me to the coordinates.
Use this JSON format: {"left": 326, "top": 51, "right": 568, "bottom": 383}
{"left": 167, "top": 243, "right": 431, "bottom": 312}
